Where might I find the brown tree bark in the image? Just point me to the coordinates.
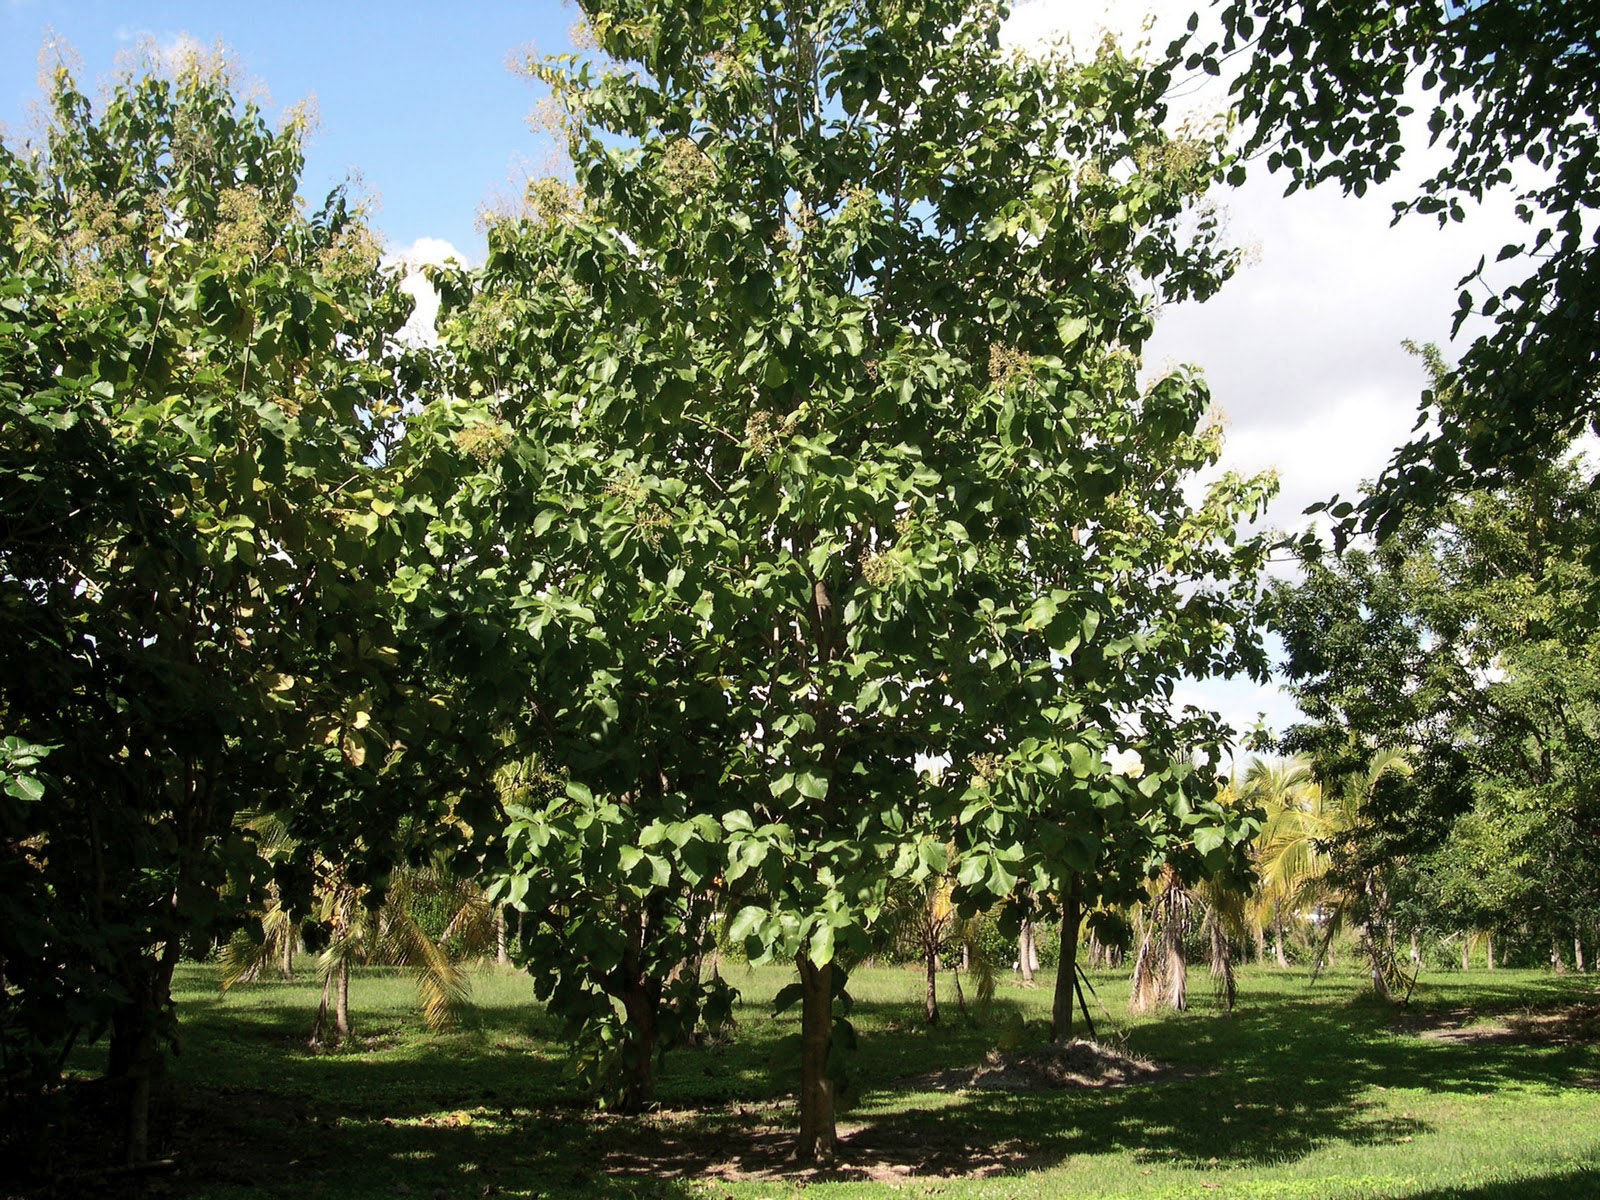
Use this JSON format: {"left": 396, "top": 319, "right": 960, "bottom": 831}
{"left": 1051, "top": 877, "right": 1082, "bottom": 1042}
{"left": 1018, "top": 916, "right": 1036, "bottom": 985}
{"left": 108, "top": 1006, "right": 159, "bottom": 1166}
{"left": 795, "top": 954, "right": 836, "bottom": 1163}
{"left": 618, "top": 979, "right": 659, "bottom": 1112}
{"left": 923, "top": 945, "right": 939, "bottom": 1025}
{"left": 1272, "top": 902, "right": 1288, "bottom": 967}
{"left": 107, "top": 930, "right": 183, "bottom": 1165}
{"left": 496, "top": 906, "right": 508, "bottom": 966}
{"left": 610, "top": 899, "right": 665, "bottom": 1105}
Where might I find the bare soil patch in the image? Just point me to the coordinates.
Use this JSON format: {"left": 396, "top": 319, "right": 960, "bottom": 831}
{"left": 1391, "top": 1001, "right": 1600, "bottom": 1045}
{"left": 897, "top": 1038, "right": 1177, "bottom": 1093}
{"left": 599, "top": 1108, "right": 1044, "bottom": 1183}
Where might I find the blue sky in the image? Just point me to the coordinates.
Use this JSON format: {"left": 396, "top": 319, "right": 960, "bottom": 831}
{"left": 2, "top": 1, "right": 576, "bottom": 258}
{"left": 1, "top": 0, "right": 1536, "bottom": 759}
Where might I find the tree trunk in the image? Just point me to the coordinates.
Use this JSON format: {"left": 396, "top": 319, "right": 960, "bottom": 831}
{"left": 1409, "top": 931, "right": 1420, "bottom": 966}
{"left": 280, "top": 928, "right": 294, "bottom": 980}
{"left": 335, "top": 955, "right": 351, "bottom": 1040}
{"left": 1365, "top": 927, "right": 1391, "bottom": 1000}
{"left": 795, "top": 954, "right": 836, "bottom": 1164}
{"left": 1163, "top": 922, "right": 1187, "bottom": 1012}
{"left": 923, "top": 945, "right": 939, "bottom": 1025}
{"left": 1461, "top": 936, "right": 1470, "bottom": 971}
{"left": 1018, "top": 917, "right": 1035, "bottom": 985}
{"left": 1210, "top": 911, "right": 1236, "bottom": 1012}
{"left": 1128, "top": 924, "right": 1158, "bottom": 1014}
{"left": 496, "top": 906, "right": 508, "bottom": 966}
{"left": 1253, "top": 922, "right": 1266, "bottom": 964}
{"left": 1273, "top": 903, "right": 1288, "bottom": 967}
{"left": 1051, "top": 878, "right": 1082, "bottom": 1042}
{"left": 312, "top": 967, "right": 333, "bottom": 1046}
{"left": 1552, "top": 938, "right": 1566, "bottom": 974}
{"left": 108, "top": 1007, "right": 159, "bottom": 1166}
{"left": 1574, "top": 935, "right": 1584, "bottom": 972}
{"left": 618, "top": 978, "right": 659, "bottom": 1112}
{"left": 1486, "top": 931, "right": 1494, "bottom": 970}
{"left": 107, "top": 942, "right": 181, "bottom": 1166}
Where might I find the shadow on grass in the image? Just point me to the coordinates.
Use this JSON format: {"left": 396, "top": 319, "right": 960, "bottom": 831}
{"left": 1395, "top": 1165, "right": 1600, "bottom": 1200}
{"left": 39, "top": 968, "right": 1597, "bottom": 1197}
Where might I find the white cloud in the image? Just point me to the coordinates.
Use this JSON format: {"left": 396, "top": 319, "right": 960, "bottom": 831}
{"left": 1000, "top": 2, "right": 1549, "bottom": 755}
{"left": 384, "top": 236, "right": 468, "bottom": 347}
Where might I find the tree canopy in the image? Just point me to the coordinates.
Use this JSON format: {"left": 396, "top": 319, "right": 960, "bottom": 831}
{"left": 1272, "top": 456, "right": 1600, "bottom": 972}
{"left": 425, "top": 0, "right": 1274, "bottom": 1159}
{"left": 0, "top": 51, "right": 469, "bottom": 1159}
{"left": 0, "top": 2, "right": 1431, "bottom": 1170}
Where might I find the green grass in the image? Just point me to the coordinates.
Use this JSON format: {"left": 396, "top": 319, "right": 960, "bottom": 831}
{"left": 62, "top": 959, "right": 1600, "bottom": 1199}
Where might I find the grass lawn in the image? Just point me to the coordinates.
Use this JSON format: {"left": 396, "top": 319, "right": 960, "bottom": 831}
{"left": 44, "top": 958, "right": 1600, "bottom": 1199}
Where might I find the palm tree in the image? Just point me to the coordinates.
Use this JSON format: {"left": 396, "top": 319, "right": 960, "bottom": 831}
{"left": 1313, "top": 747, "right": 1414, "bottom": 998}
{"left": 1129, "top": 867, "right": 1193, "bottom": 1013}
{"left": 1241, "top": 750, "right": 1414, "bottom": 997}
{"left": 882, "top": 874, "right": 958, "bottom": 1024}
{"left": 221, "top": 838, "right": 492, "bottom": 1045}
{"left": 218, "top": 810, "right": 302, "bottom": 984}
{"left": 1240, "top": 757, "right": 1328, "bottom": 967}
{"left": 307, "top": 860, "right": 489, "bottom": 1046}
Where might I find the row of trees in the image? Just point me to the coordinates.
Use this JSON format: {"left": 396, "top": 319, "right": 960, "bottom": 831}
{"left": 6, "top": 0, "right": 1596, "bottom": 1173}
{"left": 1271, "top": 456, "right": 1600, "bottom": 996}
{"left": 1, "top": 3, "right": 1273, "bottom": 1167}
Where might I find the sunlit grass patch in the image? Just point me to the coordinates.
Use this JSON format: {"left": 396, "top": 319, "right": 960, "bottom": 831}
{"left": 75, "top": 960, "right": 1600, "bottom": 1198}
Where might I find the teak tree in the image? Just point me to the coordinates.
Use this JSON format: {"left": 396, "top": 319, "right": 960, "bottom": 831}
{"left": 438, "top": 0, "right": 1271, "bottom": 1161}
{"left": 0, "top": 53, "right": 444, "bottom": 1162}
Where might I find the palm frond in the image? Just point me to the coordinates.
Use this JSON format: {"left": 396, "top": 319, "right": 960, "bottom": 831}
{"left": 220, "top": 898, "right": 295, "bottom": 992}
{"left": 380, "top": 906, "right": 469, "bottom": 1032}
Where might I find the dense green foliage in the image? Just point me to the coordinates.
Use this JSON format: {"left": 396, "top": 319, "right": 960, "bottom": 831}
{"left": 1273, "top": 458, "right": 1600, "bottom": 982}
{"left": 422, "top": 0, "right": 1272, "bottom": 1150}
{"left": 0, "top": 53, "right": 482, "bottom": 1159}
{"left": 5, "top": 0, "right": 1598, "bottom": 1182}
